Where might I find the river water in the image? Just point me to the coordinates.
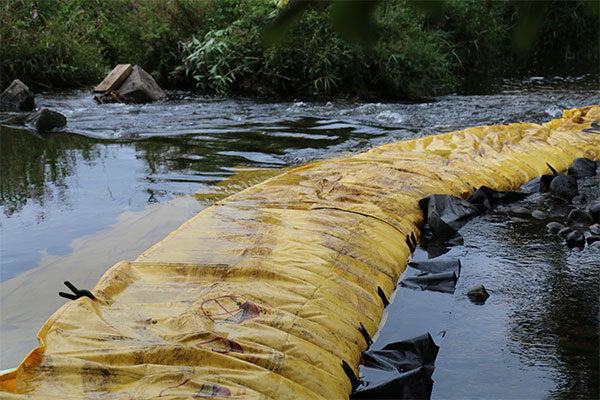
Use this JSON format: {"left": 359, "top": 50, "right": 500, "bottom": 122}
{"left": 0, "top": 75, "right": 598, "bottom": 398}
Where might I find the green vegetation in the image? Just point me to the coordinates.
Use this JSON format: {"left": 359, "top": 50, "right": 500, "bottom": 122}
{"left": 1, "top": 0, "right": 598, "bottom": 99}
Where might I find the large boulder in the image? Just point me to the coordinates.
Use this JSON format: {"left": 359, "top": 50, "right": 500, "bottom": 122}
{"left": 1, "top": 79, "right": 35, "bottom": 111}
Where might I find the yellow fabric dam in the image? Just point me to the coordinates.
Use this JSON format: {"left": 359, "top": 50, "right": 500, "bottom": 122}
{"left": 2, "top": 106, "right": 599, "bottom": 399}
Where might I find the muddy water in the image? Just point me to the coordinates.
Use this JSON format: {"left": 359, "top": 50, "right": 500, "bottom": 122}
{"left": 0, "top": 75, "right": 598, "bottom": 397}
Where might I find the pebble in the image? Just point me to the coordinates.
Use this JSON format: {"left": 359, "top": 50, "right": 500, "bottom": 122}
{"left": 565, "top": 230, "right": 585, "bottom": 248}
{"left": 559, "top": 226, "right": 573, "bottom": 238}
{"left": 589, "top": 224, "right": 600, "bottom": 235}
{"left": 546, "top": 222, "right": 565, "bottom": 234}
{"left": 531, "top": 210, "right": 548, "bottom": 220}
{"left": 509, "top": 206, "right": 531, "bottom": 218}
{"left": 571, "top": 194, "right": 588, "bottom": 207}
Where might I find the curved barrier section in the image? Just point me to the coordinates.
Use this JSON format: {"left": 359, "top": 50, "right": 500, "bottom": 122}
{"left": 2, "top": 106, "right": 599, "bottom": 399}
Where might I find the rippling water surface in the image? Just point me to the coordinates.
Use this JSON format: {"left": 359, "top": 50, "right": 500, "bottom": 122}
{"left": 0, "top": 75, "right": 598, "bottom": 396}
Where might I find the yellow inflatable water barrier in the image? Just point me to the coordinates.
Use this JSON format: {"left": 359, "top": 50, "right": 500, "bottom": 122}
{"left": 2, "top": 106, "right": 599, "bottom": 399}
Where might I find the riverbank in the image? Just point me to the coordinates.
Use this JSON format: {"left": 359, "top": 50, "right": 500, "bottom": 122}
{"left": 2, "top": 1, "right": 598, "bottom": 99}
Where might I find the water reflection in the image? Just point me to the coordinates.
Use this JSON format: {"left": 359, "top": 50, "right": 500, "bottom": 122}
{"left": 494, "top": 177, "right": 600, "bottom": 399}
{"left": 0, "top": 127, "right": 100, "bottom": 218}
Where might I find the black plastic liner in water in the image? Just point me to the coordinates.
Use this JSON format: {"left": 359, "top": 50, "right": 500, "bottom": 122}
{"left": 401, "top": 258, "right": 462, "bottom": 294}
{"left": 352, "top": 333, "right": 439, "bottom": 400}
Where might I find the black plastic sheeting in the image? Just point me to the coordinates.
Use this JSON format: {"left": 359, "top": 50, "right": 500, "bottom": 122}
{"left": 351, "top": 333, "right": 439, "bottom": 400}
{"left": 419, "top": 185, "right": 531, "bottom": 258}
{"left": 401, "top": 258, "right": 461, "bottom": 294}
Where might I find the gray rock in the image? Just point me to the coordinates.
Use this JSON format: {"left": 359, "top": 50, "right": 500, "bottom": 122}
{"left": 549, "top": 175, "right": 579, "bottom": 200}
{"left": 589, "top": 224, "right": 600, "bottom": 235}
{"left": 590, "top": 241, "right": 600, "bottom": 250}
{"left": 531, "top": 210, "right": 548, "bottom": 220}
{"left": 559, "top": 226, "right": 573, "bottom": 238}
{"left": 521, "top": 175, "right": 555, "bottom": 193}
{"left": 509, "top": 206, "right": 531, "bottom": 218}
{"left": 566, "top": 209, "right": 594, "bottom": 228}
{"left": 466, "top": 284, "right": 489, "bottom": 305}
{"left": 0, "top": 79, "right": 35, "bottom": 111}
{"left": 568, "top": 157, "right": 597, "bottom": 178}
{"left": 565, "top": 229, "right": 585, "bottom": 248}
{"left": 546, "top": 222, "right": 565, "bottom": 234}
{"left": 24, "top": 109, "right": 66, "bottom": 131}
{"left": 571, "top": 194, "right": 588, "bottom": 207}
{"left": 115, "top": 65, "right": 166, "bottom": 103}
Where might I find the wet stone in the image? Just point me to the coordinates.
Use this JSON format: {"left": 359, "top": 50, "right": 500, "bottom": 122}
{"left": 567, "top": 157, "right": 597, "bottom": 178}
{"left": 25, "top": 109, "right": 67, "bottom": 131}
{"left": 509, "top": 206, "right": 531, "bottom": 218}
{"left": 571, "top": 194, "right": 588, "bottom": 207}
{"left": 566, "top": 209, "right": 594, "bottom": 229}
{"left": 589, "top": 224, "right": 600, "bottom": 235}
{"left": 546, "top": 222, "right": 565, "bottom": 234}
{"left": 565, "top": 230, "right": 585, "bottom": 249}
{"left": 549, "top": 175, "right": 579, "bottom": 200}
{"left": 559, "top": 227, "right": 573, "bottom": 238}
{"left": 531, "top": 210, "right": 548, "bottom": 220}
{"left": 466, "top": 284, "right": 490, "bottom": 305}
{"left": 590, "top": 241, "right": 600, "bottom": 250}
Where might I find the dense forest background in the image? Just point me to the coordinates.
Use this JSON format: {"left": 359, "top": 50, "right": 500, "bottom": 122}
{"left": 1, "top": 0, "right": 598, "bottom": 99}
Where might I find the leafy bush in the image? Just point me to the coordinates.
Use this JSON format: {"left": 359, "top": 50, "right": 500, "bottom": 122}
{"left": 1, "top": 0, "right": 209, "bottom": 88}
{"left": 2, "top": 0, "right": 597, "bottom": 97}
